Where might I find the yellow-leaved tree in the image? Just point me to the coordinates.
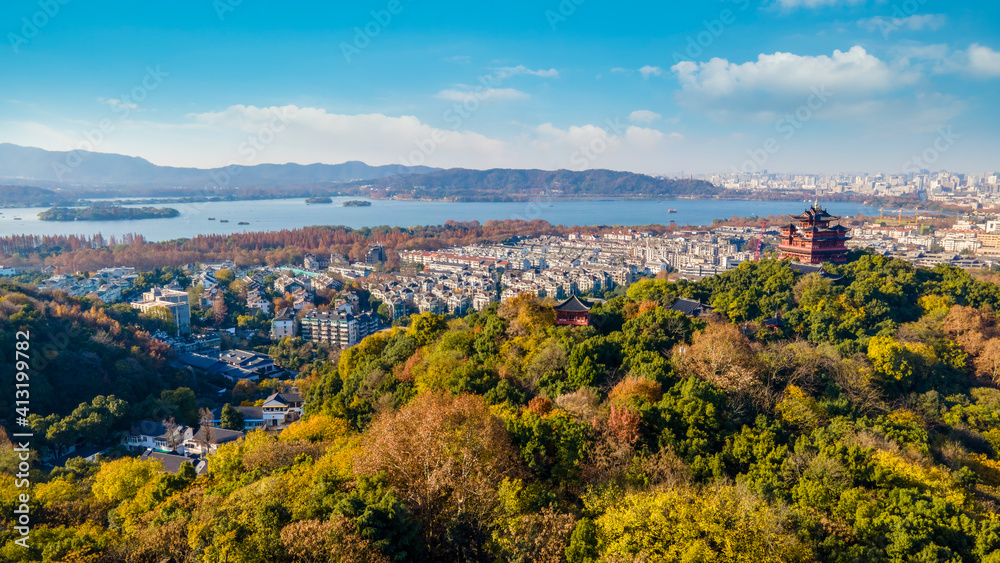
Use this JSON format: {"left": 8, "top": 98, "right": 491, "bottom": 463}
{"left": 593, "top": 484, "right": 814, "bottom": 562}
{"left": 91, "top": 457, "right": 162, "bottom": 506}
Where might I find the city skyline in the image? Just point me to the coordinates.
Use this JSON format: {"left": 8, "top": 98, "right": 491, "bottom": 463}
{"left": 2, "top": 1, "right": 999, "bottom": 176}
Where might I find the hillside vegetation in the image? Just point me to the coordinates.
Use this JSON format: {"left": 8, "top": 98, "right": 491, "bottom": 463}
{"left": 4, "top": 257, "right": 1000, "bottom": 561}
{"left": 38, "top": 206, "right": 180, "bottom": 221}
{"left": 357, "top": 168, "right": 721, "bottom": 200}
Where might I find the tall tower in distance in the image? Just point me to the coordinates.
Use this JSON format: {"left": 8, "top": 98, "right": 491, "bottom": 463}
{"left": 777, "top": 203, "right": 851, "bottom": 264}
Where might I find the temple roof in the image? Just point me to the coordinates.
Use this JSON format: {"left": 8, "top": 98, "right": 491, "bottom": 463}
{"left": 554, "top": 295, "right": 593, "bottom": 312}
{"left": 798, "top": 225, "right": 850, "bottom": 233}
{"left": 791, "top": 204, "right": 840, "bottom": 223}
{"left": 669, "top": 298, "right": 712, "bottom": 316}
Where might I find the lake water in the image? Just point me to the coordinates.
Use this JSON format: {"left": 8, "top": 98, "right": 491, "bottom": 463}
{"left": 0, "top": 197, "right": 881, "bottom": 242}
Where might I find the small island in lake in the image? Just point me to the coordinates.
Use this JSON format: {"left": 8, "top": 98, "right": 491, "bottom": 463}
{"left": 305, "top": 196, "right": 333, "bottom": 204}
{"left": 342, "top": 200, "right": 372, "bottom": 207}
{"left": 38, "top": 205, "right": 181, "bottom": 221}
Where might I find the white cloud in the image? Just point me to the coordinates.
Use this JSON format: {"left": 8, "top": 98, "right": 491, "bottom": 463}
{"left": 967, "top": 43, "right": 1000, "bottom": 77}
{"left": 434, "top": 88, "right": 530, "bottom": 103}
{"left": 671, "top": 46, "right": 917, "bottom": 114}
{"left": 859, "top": 14, "right": 947, "bottom": 35}
{"left": 897, "top": 43, "right": 1000, "bottom": 78}
{"left": 491, "top": 65, "right": 559, "bottom": 80}
{"left": 529, "top": 122, "right": 682, "bottom": 171}
{"left": 610, "top": 67, "right": 630, "bottom": 74}
{"left": 444, "top": 55, "right": 472, "bottom": 64}
{"left": 629, "top": 110, "right": 662, "bottom": 124}
{"left": 639, "top": 65, "right": 663, "bottom": 79}
{"left": 170, "top": 105, "right": 512, "bottom": 168}
{"left": 101, "top": 98, "right": 138, "bottom": 111}
{"left": 4, "top": 104, "right": 693, "bottom": 173}
{"left": 775, "top": 0, "right": 864, "bottom": 8}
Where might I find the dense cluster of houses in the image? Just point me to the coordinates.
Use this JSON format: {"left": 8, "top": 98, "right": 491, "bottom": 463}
{"left": 34, "top": 266, "right": 138, "bottom": 302}
{"left": 845, "top": 219, "right": 997, "bottom": 269}
{"left": 366, "top": 266, "right": 498, "bottom": 320}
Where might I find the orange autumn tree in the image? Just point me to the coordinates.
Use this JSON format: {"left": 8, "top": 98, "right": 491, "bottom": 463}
{"left": 355, "top": 392, "right": 523, "bottom": 557}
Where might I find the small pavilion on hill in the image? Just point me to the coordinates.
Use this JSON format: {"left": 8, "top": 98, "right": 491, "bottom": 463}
{"left": 553, "top": 295, "right": 592, "bottom": 326}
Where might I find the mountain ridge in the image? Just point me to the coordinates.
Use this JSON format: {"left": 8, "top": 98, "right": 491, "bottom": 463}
{"left": 0, "top": 144, "right": 722, "bottom": 200}
{"left": 357, "top": 167, "right": 721, "bottom": 200}
{"left": 0, "top": 143, "right": 439, "bottom": 188}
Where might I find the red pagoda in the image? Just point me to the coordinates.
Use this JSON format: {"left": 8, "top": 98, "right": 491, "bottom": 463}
{"left": 553, "top": 295, "right": 592, "bottom": 326}
{"left": 777, "top": 203, "right": 851, "bottom": 264}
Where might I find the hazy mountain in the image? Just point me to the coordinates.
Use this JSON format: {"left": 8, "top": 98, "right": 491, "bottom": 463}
{"left": 0, "top": 143, "right": 438, "bottom": 189}
{"left": 358, "top": 168, "right": 721, "bottom": 200}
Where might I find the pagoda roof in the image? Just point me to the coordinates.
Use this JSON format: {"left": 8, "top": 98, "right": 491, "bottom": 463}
{"left": 554, "top": 295, "right": 593, "bottom": 312}
{"left": 798, "top": 226, "right": 850, "bottom": 233}
{"left": 791, "top": 204, "right": 840, "bottom": 222}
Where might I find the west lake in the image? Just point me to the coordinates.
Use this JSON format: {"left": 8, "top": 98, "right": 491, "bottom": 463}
{"left": 0, "top": 197, "right": 882, "bottom": 242}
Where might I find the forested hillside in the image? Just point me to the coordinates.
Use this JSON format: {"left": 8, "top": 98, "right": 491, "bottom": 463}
{"left": 4, "top": 256, "right": 1000, "bottom": 561}
{"left": 0, "top": 284, "right": 209, "bottom": 461}
{"left": 0, "top": 285, "right": 185, "bottom": 421}
{"left": 357, "top": 168, "right": 720, "bottom": 200}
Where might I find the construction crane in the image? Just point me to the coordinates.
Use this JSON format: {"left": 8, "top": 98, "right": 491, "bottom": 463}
{"left": 754, "top": 221, "right": 768, "bottom": 261}
{"left": 898, "top": 209, "right": 904, "bottom": 226}
{"left": 879, "top": 208, "right": 885, "bottom": 222}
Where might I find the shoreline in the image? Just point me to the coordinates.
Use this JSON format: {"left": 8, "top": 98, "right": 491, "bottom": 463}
{"left": 1, "top": 192, "right": 935, "bottom": 209}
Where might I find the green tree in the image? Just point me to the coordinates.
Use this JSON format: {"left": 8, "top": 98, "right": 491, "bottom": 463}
{"left": 219, "top": 403, "right": 245, "bottom": 430}
{"left": 160, "top": 387, "right": 199, "bottom": 427}
{"left": 214, "top": 269, "right": 236, "bottom": 284}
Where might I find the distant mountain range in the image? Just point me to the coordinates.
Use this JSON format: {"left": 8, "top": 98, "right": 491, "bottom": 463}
{"left": 0, "top": 144, "right": 721, "bottom": 202}
{"left": 358, "top": 168, "right": 721, "bottom": 200}
{"left": 0, "top": 143, "right": 438, "bottom": 189}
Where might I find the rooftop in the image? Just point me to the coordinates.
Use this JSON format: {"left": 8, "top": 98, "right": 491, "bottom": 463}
{"left": 553, "top": 295, "right": 593, "bottom": 312}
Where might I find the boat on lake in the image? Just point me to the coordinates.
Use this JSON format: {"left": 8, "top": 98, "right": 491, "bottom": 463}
{"left": 238, "top": 221, "right": 249, "bottom": 225}
{"left": 219, "top": 219, "right": 229, "bottom": 223}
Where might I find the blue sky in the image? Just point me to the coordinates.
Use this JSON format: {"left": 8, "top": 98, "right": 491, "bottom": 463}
{"left": 1, "top": 0, "right": 998, "bottom": 175}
